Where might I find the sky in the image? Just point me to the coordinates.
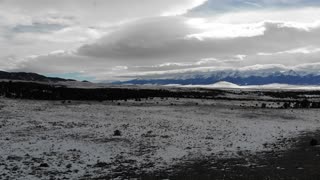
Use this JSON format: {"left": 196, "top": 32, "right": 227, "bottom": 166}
{"left": 1, "top": 0, "right": 320, "bottom": 81}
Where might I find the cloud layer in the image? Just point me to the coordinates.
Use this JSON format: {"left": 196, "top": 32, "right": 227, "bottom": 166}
{"left": 1, "top": 0, "right": 320, "bottom": 81}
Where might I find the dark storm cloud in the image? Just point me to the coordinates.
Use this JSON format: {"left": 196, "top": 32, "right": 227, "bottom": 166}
{"left": 76, "top": 19, "right": 320, "bottom": 66}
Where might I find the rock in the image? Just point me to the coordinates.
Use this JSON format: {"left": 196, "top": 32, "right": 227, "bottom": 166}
{"left": 32, "top": 157, "right": 43, "bottom": 163}
{"left": 310, "top": 139, "right": 318, "bottom": 146}
{"left": 7, "top": 155, "right": 23, "bottom": 161}
{"left": 12, "top": 166, "right": 19, "bottom": 171}
{"left": 114, "top": 130, "right": 121, "bottom": 136}
{"left": 94, "top": 162, "right": 109, "bottom": 168}
{"left": 39, "top": 163, "right": 49, "bottom": 168}
{"left": 66, "top": 164, "right": 72, "bottom": 169}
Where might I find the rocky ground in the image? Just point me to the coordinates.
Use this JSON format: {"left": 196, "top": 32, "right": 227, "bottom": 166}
{"left": 146, "top": 131, "right": 320, "bottom": 180}
{"left": 0, "top": 97, "right": 319, "bottom": 179}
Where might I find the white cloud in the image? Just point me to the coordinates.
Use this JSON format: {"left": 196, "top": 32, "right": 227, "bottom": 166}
{"left": 208, "top": 7, "right": 320, "bottom": 24}
{"left": 161, "top": 0, "right": 207, "bottom": 16}
{"left": 243, "top": 1, "right": 263, "bottom": 8}
{"left": 2, "top": 1, "right": 320, "bottom": 81}
{"left": 185, "top": 20, "right": 266, "bottom": 39}
{"left": 0, "top": 0, "right": 208, "bottom": 77}
{"left": 0, "top": 0, "right": 208, "bottom": 25}
{"left": 9, "top": 17, "right": 320, "bottom": 80}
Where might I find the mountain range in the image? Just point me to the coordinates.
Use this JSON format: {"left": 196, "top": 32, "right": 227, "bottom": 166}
{"left": 2, "top": 69, "right": 320, "bottom": 86}
{"left": 115, "top": 70, "right": 320, "bottom": 86}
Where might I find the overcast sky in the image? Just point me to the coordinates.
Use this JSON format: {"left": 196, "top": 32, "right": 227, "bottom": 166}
{"left": 1, "top": 0, "right": 320, "bottom": 81}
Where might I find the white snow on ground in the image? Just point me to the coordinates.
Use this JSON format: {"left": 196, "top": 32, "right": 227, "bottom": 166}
{"left": 168, "top": 81, "right": 320, "bottom": 90}
{"left": 0, "top": 98, "right": 320, "bottom": 179}
{"left": 169, "top": 81, "right": 241, "bottom": 89}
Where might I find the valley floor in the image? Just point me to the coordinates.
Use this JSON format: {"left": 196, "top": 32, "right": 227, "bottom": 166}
{"left": 0, "top": 97, "right": 320, "bottom": 179}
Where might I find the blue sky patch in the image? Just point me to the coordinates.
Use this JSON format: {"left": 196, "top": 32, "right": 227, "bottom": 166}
{"left": 189, "top": 0, "right": 320, "bottom": 15}
{"left": 12, "top": 23, "right": 66, "bottom": 33}
{"left": 45, "top": 72, "right": 95, "bottom": 82}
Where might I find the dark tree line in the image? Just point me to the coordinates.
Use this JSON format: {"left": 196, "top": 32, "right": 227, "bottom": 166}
{"left": 1, "top": 81, "right": 320, "bottom": 109}
{"left": 0, "top": 81, "right": 222, "bottom": 101}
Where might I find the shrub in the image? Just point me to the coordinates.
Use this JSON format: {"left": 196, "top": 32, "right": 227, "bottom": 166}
{"left": 114, "top": 130, "right": 121, "bottom": 136}
{"left": 310, "top": 139, "right": 318, "bottom": 146}
{"left": 301, "top": 99, "right": 310, "bottom": 108}
{"left": 283, "top": 102, "right": 290, "bottom": 109}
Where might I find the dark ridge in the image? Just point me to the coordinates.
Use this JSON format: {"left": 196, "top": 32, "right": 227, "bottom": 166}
{"left": 0, "top": 71, "right": 75, "bottom": 82}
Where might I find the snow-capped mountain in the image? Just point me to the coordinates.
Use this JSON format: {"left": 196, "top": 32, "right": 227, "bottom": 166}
{"left": 115, "top": 69, "right": 320, "bottom": 85}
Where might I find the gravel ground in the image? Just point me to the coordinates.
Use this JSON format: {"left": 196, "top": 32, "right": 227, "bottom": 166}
{"left": 0, "top": 97, "right": 319, "bottom": 179}
{"left": 151, "top": 131, "right": 320, "bottom": 180}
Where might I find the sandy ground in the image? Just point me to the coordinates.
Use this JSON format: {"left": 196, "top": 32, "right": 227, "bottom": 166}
{"left": 0, "top": 97, "right": 320, "bottom": 179}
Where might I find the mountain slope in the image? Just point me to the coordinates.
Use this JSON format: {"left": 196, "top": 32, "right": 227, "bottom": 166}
{"left": 115, "top": 70, "right": 320, "bottom": 86}
{"left": 0, "top": 71, "right": 75, "bottom": 82}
